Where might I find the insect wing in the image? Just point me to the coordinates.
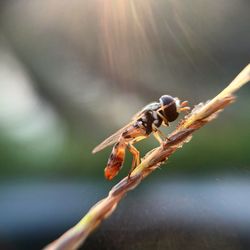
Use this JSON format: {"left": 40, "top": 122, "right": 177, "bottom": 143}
{"left": 131, "top": 102, "right": 160, "bottom": 120}
{"left": 92, "top": 104, "right": 157, "bottom": 154}
{"left": 92, "top": 123, "right": 133, "bottom": 153}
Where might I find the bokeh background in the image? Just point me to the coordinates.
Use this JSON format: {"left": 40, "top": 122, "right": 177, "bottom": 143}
{"left": 0, "top": 1, "right": 249, "bottom": 249}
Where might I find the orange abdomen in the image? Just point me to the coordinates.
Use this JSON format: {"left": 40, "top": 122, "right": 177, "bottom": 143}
{"left": 104, "top": 140, "right": 126, "bottom": 180}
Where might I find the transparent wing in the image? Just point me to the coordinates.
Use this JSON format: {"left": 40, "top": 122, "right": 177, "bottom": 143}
{"left": 92, "top": 105, "right": 156, "bottom": 154}
{"left": 92, "top": 102, "right": 161, "bottom": 154}
{"left": 92, "top": 123, "right": 133, "bottom": 154}
{"left": 131, "top": 102, "right": 160, "bottom": 120}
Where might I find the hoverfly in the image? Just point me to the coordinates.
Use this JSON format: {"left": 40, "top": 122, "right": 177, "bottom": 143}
{"left": 92, "top": 95, "right": 190, "bottom": 180}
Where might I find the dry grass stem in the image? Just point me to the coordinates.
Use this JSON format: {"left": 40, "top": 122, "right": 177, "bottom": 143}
{"left": 44, "top": 64, "right": 250, "bottom": 250}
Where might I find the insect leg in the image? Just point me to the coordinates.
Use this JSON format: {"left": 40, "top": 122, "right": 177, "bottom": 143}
{"left": 180, "top": 107, "right": 191, "bottom": 113}
{"left": 152, "top": 124, "right": 169, "bottom": 145}
{"left": 127, "top": 143, "right": 140, "bottom": 178}
{"left": 104, "top": 138, "right": 127, "bottom": 180}
{"left": 153, "top": 130, "right": 163, "bottom": 144}
{"left": 179, "top": 100, "right": 190, "bottom": 113}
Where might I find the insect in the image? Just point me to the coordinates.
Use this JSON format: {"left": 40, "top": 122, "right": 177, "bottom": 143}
{"left": 92, "top": 95, "right": 190, "bottom": 180}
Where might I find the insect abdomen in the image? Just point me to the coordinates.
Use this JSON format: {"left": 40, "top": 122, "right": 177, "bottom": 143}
{"left": 104, "top": 123, "right": 148, "bottom": 180}
{"left": 104, "top": 140, "right": 126, "bottom": 180}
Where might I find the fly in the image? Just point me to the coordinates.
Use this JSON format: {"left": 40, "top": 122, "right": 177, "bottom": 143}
{"left": 92, "top": 95, "right": 190, "bottom": 180}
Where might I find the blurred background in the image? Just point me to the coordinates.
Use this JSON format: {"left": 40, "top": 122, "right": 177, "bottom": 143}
{"left": 0, "top": 1, "right": 249, "bottom": 249}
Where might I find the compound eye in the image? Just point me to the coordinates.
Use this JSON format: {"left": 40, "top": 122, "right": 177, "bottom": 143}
{"left": 159, "top": 95, "right": 175, "bottom": 107}
{"left": 159, "top": 95, "right": 179, "bottom": 122}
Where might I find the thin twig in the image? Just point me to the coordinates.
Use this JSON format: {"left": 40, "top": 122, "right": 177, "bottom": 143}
{"left": 44, "top": 64, "right": 250, "bottom": 250}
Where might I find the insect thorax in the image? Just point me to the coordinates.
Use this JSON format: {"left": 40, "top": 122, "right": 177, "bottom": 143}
{"left": 137, "top": 110, "right": 163, "bottom": 134}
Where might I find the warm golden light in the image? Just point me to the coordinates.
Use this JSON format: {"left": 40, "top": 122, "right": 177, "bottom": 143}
{"left": 98, "top": 1, "right": 157, "bottom": 84}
